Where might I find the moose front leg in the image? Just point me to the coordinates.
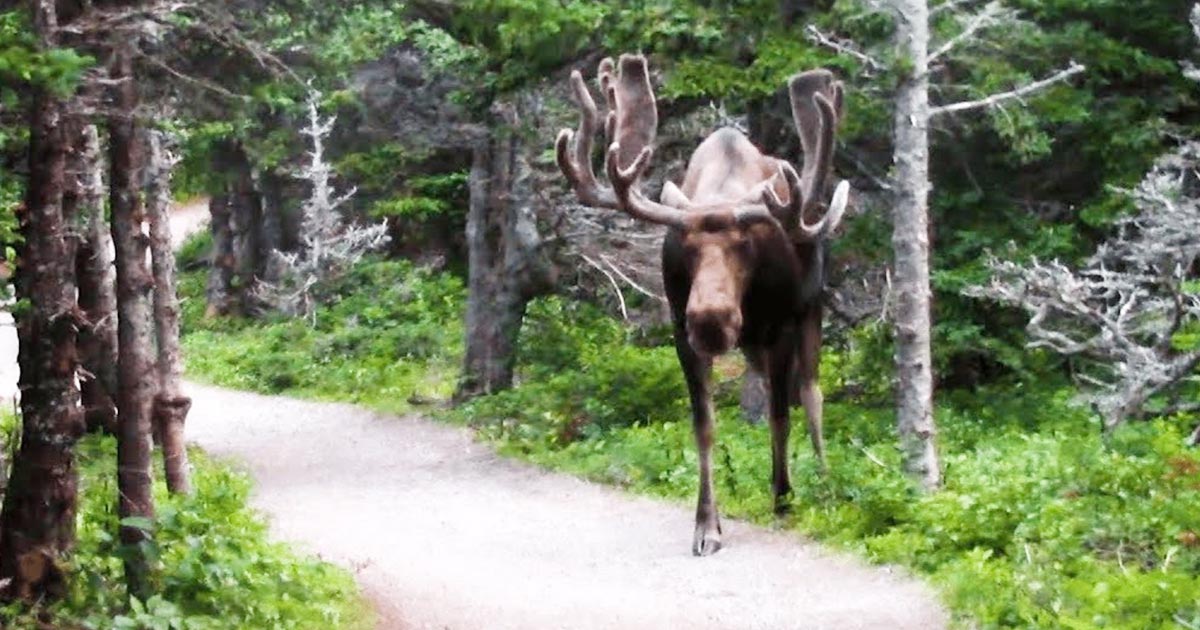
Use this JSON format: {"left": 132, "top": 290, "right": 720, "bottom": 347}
{"left": 675, "top": 327, "right": 721, "bottom": 556}
{"left": 766, "top": 341, "right": 795, "bottom": 514}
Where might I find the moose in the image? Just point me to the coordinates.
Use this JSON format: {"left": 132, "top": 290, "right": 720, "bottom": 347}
{"left": 555, "top": 54, "right": 848, "bottom": 556}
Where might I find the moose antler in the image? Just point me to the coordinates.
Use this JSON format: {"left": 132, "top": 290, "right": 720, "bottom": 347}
{"left": 604, "top": 55, "right": 698, "bottom": 228}
{"left": 762, "top": 162, "right": 850, "bottom": 241}
{"left": 762, "top": 69, "right": 850, "bottom": 241}
{"left": 555, "top": 65, "right": 618, "bottom": 208}
{"left": 557, "top": 55, "right": 784, "bottom": 230}
{"left": 557, "top": 54, "right": 700, "bottom": 228}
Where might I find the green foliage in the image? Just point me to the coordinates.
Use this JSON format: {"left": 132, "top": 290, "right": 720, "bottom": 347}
{"left": 0, "top": 10, "right": 93, "bottom": 100}
{"left": 456, "top": 297, "right": 687, "bottom": 446}
{"left": 367, "top": 171, "right": 469, "bottom": 221}
{"left": 180, "top": 258, "right": 465, "bottom": 412}
{"left": 0, "top": 433, "right": 369, "bottom": 629}
{"left": 176, "top": 229, "right": 214, "bottom": 272}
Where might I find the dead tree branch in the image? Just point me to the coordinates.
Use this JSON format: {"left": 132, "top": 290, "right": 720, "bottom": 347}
{"left": 930, "top": 62, "right": 1086, "bottom": 117}
{"left": 928, "top": 1, "right": 1012, "bottom": 64}
{"left": 805, "top": 25, "right": 886, "bottom": 73}
{"left": 967, "top": 140, "right": 1200, "bottom": 430}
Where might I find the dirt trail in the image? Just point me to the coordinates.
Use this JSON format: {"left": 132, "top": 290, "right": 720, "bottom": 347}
{"left": 186, "top": 383, "right": 946, "bottom": 630}
{"left": 0, "top": 201, "right": 949, "bottom": 629}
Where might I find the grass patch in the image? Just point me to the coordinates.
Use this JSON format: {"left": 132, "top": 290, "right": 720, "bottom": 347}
{"left": 180, "top": 258, "right": 463, "bottom": 413}
{"left": 1, "top": 431, "right": 371, "bottom": 629}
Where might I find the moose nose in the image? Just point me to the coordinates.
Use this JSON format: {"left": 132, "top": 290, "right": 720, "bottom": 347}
{"left": 686, "top": 307, "right": 742, "bottom": 356}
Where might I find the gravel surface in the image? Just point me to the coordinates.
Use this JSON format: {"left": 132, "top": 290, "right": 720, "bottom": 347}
{"left": 186, "top": 382, "right": 947, "bottom": 630}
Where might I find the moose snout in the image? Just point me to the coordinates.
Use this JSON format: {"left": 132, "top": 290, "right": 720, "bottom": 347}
{"left": 686, "top": 307, "right": 742, "bottom": 356}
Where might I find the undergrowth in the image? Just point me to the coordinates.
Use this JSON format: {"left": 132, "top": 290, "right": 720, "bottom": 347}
{"left": 179, "top": 253, "right": 1200, "bottom": 628}
{"left": 179, "top": 258, "right": 463, "bottom": 413}
{"left": 0, "top": 430, "right": 370, "bottom": 629}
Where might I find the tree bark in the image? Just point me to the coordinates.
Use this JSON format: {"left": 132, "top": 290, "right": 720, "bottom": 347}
{"left": 254, "top": 168, "right": 285, "bottom": 274}
{"left": 891, "top": 0, "right": 942, "bottom": 490}
{"left": 206, "top": 193, "right": 234, "bottom": 317}
{"left": 146, "top": 131, "right": 192, "bottom": 495}
{"left": 0, "top": 0, "right": 84, "bottom": 601}
{"left": 457, "top": 102, "right": 552, "bottom": 399}
{"left": 229, "top": 149, "right": 262, "bottom": 312}
{"left": 108, "top": 44, "right": 156, "bottom": 598}
{"left": 205, "top": 144, "right": 265, "bottom": 315}
{"left": 72, "top": 124, "right": 118, "bottom": 434}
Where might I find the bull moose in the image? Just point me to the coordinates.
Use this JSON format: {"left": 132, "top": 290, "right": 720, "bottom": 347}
{"left": 555, "top": 54, "right": 848, "bottom": 556}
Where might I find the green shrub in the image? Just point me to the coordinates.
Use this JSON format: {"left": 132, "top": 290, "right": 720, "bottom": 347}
{"left": 181, "top": 258, "right": 465, "bottom": 412}
{"left": 176, "top": 229, "right": 213, "bottom": 271}
{"left": 0, "top": 434, "right": 369, "bottom": 629}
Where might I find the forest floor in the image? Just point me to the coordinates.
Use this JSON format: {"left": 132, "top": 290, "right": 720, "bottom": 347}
{"left": 0, "top": 201, "right": 948, "bottom": 629}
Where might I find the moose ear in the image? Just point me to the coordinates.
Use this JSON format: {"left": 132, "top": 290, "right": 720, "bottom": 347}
{"left": 661, "top": 181, "right": 692, "bottom": 208}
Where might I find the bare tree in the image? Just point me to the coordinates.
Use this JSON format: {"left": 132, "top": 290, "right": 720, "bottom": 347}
{"left": 968, "top": 140, "right": 1200, "bottom": 437}
{"left": 805, "top": 0, "right": 1086, "bottom": 488}
{"left": 108, "top": 42, "right": 156, "bottom": 599}
{"left": 256, "top": 90, "right": 389, "bottom": 318}
{"left": 146, "top": 130, "right": 192, "bottom": 494}
{"left": 0, "top": 0, "right": 85, "bottom": 602}
{"left": 889, "top": 0, "right": 945, "bottom": 490}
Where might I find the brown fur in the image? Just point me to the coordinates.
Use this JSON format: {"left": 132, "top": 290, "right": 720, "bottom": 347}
{"left": 556, "top": 55, "right": 847, "bottom": 555}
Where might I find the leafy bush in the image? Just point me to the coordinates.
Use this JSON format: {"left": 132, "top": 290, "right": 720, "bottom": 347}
{"left": 0, "top": 433, "right": 368, "bottom": 629}
{"left": 181, "top": 258, "right": 465, "bottom": 411}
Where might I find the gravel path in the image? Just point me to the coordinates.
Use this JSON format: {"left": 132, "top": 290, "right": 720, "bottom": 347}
{"left": 0, "top": 200, "right": 949, "bottom": 629}
{"left": 186, "top": 383, "right": 947, "bottom": 630}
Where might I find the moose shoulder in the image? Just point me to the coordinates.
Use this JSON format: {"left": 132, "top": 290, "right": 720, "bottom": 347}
{"left": 555, "top": 54, "right": 849, "bottom": 556}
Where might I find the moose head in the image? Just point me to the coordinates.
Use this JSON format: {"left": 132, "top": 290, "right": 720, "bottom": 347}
{"left": 556, "top": 54, "right": 849, "bottom": 555}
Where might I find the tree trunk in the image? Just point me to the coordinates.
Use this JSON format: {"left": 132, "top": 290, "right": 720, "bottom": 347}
{"left": 891, "top": 0, "right": 941, "bottom": 490}
{"left": 72, "top": 124, "right": 119, "bottom": 434}
{"left": 108, "top": 44, "right": 156, "bottom": 598}
{"left": 457, "top": 102, "right": 552, "bottom": 399}
{"left": 229, "top": 149, "right": 262, "bottom": 312}
{"left": 146, "top": 131, "right": 192, "bottom": 495}
{"left": 206, "top": 194, "right": 234, "bottom": 317}
{"left": 254, "top": 168, "right": 285, "bottom": 276}
{"left": 206, "top": 145, "right": 264, "bottom": 315}
{"left": 0, "top": 0, "right": 84, "bottom": 601}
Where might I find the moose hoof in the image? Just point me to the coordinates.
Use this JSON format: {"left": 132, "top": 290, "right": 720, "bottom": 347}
{"left": 692, "top": 524, "right": 723, "bottom": 556}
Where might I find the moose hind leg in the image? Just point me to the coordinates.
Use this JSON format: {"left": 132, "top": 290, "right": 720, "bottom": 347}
{"left": 676, "top": 328, "right": 721, "bottom": 556}
{"left": 798, "top": 307, "right": 827, "bottom": 469}
{"left": 766, "top": 343, "right": 794, "bottom": 514}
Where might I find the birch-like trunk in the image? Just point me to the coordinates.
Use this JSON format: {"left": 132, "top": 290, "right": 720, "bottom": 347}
{"left": 0, "top": 0, "right": 84, "bottom": 601}
{"left": 891, "top": 0, "right": 941, "bottom": 490}
{"left": 73, "top": 124, "right": 119, "bottom": 434}
{"left": 108, "top": 44, "right": 156, "bottom": 598}
{"left": 146, "top": 132, "right": 192, "bottom": 495}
